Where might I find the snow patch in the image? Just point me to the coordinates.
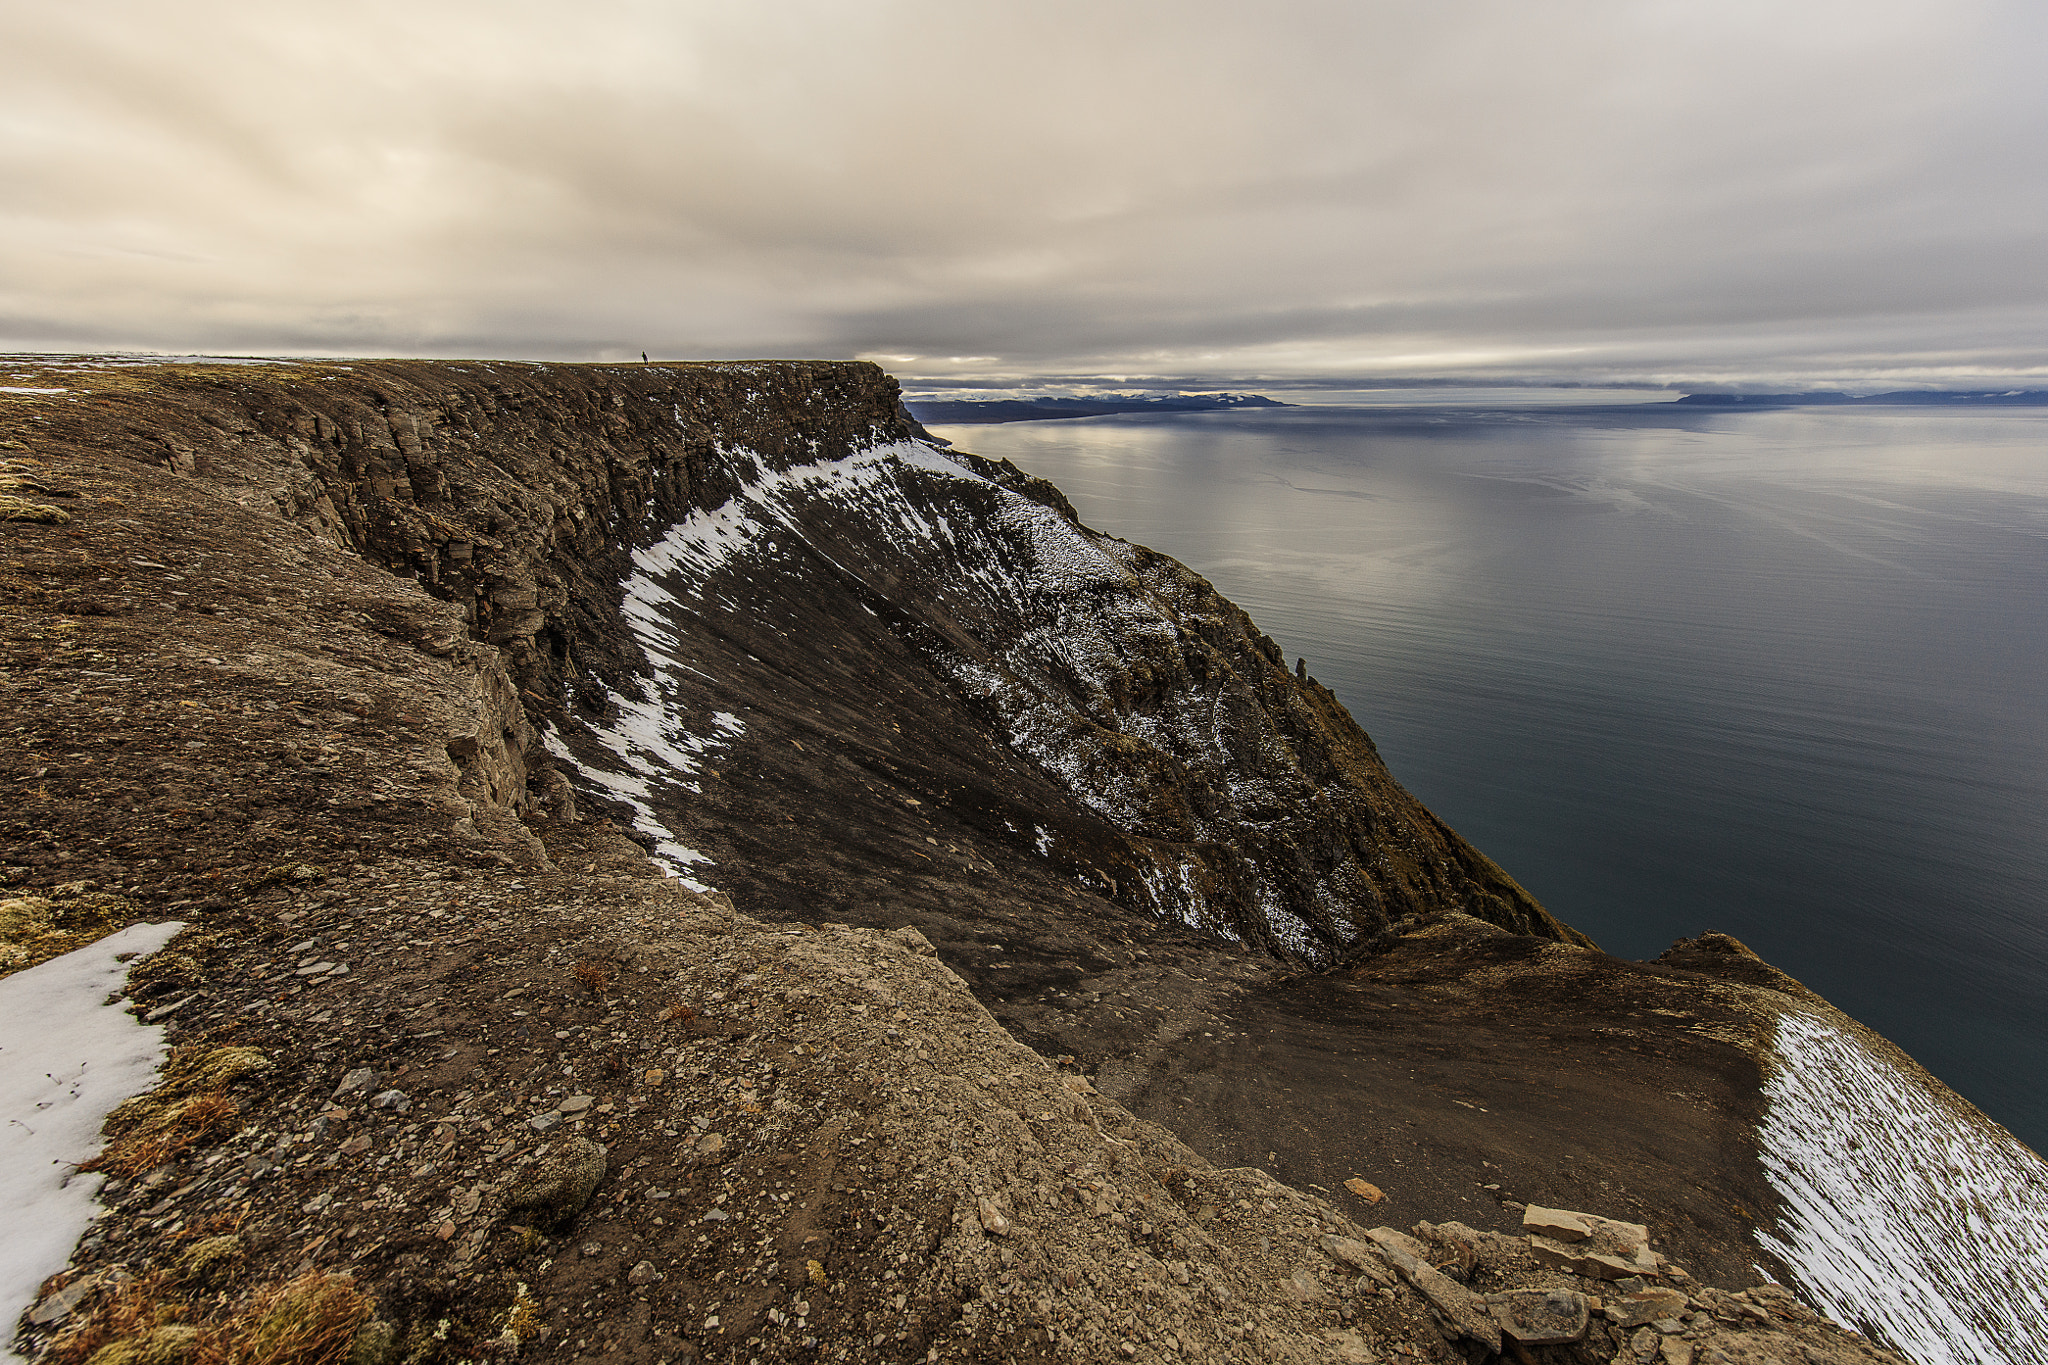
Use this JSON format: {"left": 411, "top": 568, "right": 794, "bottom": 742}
{"left": 1135, "top": 858, "right": 1207, "bottom": 931}
{"left": 1256, "top": 890, "right": 1315, "bottom": 957}
{"left": 1, "top": 923, "right": 184, "bottom": 1361}
{"left": 1755, "top": 1009, "right": 2048, "bottom": 1365}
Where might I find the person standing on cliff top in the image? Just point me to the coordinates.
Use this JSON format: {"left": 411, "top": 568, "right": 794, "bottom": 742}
{"left": 642, "top": 351, "right": 649, "bottom": 363}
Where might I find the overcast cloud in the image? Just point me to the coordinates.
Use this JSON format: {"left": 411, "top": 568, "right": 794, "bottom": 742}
{"left": 3, "top": 0, "right": 2045, "bottom": 389}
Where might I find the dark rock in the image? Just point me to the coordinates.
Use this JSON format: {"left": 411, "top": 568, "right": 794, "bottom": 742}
{"left": 505, "top": 1136, "right": 608, "bottom": 1233}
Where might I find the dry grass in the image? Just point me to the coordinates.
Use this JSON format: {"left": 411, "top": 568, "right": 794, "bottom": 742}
{"left": 80, "top": 1046, "right": 266, "bottom": 1177}
{"left": 42, "top": 1273, "right": 187, "bottom": 1365}
{"left": 657, "top": 999, "right": 697, "bottom": 1024}
{"left": 46, "top": 1272, "right": 374, "bottom": 1365}
{"left": 0, "top": 888, "right": 133, "bottom": 982}
{"left": 82, "top": 1091, "right": 241, "bottom": 1178}
{"left": 219, "top": 1272, "right": 373, "bottom": 1365}
{"left": 569, "top": 958, "right": 612, "bottom": 993}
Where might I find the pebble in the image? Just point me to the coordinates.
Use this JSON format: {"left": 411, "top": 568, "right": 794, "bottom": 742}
{"left": 27, "top": 1275, "right": 99, "bottom": 1326}
{"left": 332, "top": 1067, "right": 380, "bottom": 1097}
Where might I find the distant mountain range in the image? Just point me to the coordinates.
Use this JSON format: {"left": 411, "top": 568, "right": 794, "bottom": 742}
{"left": 1677, "top": 389, "right": 2048, "bottom": 406}
{"left": 905, "top": 392, "right": 1288, "bottom": 424}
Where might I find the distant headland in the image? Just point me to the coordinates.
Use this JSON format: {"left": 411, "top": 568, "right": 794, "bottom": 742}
{"left": 905, "top": 391, "right": 1288, "bottom": 424}
{"left": 1676, "top": 389, "right": 2048, "bottom": 407}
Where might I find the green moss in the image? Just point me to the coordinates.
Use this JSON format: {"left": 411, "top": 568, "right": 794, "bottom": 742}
{"left": 348, "top": 1318, "right": 398, "bottom": 1365}
{"left": 178, "top": 1235, "right": 246, "bottom": 1290}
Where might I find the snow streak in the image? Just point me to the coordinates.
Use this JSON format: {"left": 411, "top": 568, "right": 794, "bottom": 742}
{"left": 562, "top": 439, "right": 1333, "bottom": 939}
{"left": 1755, "top": 1009, "right": 2048, "bottom": 1365}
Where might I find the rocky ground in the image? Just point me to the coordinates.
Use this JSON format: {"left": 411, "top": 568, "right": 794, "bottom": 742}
{"left": 5, "top": 859, "right": 1905, "bottom": 1365}
{"left": 1, "top": 357, "right": 1912, "bottom": 1363}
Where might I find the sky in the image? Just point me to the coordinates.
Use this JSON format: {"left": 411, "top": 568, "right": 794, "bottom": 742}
{"left": 3, "top": 0, "right": 2046, "bottom": 392}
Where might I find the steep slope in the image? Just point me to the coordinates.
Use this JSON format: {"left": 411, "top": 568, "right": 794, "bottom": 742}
{"left": 4, "top": 355, "right": 2037, "bottom": 1365}
{"left": 551, "top": 435, "right": 1577, "bottom": 957}
{"left": 14, "top": 356, "right": 1563, "bottom": 966}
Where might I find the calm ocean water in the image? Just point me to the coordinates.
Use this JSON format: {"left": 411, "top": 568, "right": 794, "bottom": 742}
{"left": 931, "top": 403, "right": 2048, "bottom": 1153}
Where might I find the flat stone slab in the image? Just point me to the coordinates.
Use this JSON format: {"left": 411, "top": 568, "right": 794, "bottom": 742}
{"left": 1321, "top": 1234, "right": 1395, "bottom": 1286}
{"left": 1365, "top": 1226, "right": 1429, "bottom": 1261}
{"left": 1532, "top": 1236, "right": 1652, "bottom": 1280}
{"left": 1369, "top": 1230, "right": 1501, "bottom": 1353}
{"left": 1523, "top": 1205, "right": 1595, "bottom": 1242}
{"left": 1612, "top": 1286, "right": 1692, "bottom": 1329}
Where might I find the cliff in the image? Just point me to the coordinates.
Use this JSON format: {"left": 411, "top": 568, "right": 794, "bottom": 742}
{"left": 2, "top": 356, "right": 2031, "bottom": 1365}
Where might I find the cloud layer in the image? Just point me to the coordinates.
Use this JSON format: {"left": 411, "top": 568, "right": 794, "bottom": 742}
{"left": 4, "top": 0, "right": 2045, "bottom": 388}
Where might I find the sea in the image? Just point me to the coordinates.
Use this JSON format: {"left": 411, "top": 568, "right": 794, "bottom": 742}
{"left": 928, "top": 397, "right": 2048, "bottom": 1156}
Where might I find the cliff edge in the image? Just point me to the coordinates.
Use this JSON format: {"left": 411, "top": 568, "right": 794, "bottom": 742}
{"left": 4, "top": 356, "right": 2026, "bottom": 1365}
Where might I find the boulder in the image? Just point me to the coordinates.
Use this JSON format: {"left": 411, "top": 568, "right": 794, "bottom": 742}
{"left": 1485, "top": 1288, "right": 1591, "bottom": 1345}
{"left": 505, "top": 1137, "right": 608, "bottom": 1233}
{"left": 1416, "top": 1219, "right": 1486, "bottom": 1278}
{"left": 1365, "top": 1226, "right": 1428, "bottom": 1261}
{"left": 1524, "top": 1204, "right": 1662, "bottom": 1279}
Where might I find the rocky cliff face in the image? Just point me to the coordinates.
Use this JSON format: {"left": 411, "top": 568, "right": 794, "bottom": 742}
{"left": 4, "top": 356, "right": 2036, "bottom": 1365}
{"left": 131, "top": 357, "right": 1572, "bottom": 963}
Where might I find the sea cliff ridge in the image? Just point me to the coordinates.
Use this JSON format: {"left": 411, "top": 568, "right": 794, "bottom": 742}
{"left": 2, "top": 356, "right": 2039, "bottom": 1365}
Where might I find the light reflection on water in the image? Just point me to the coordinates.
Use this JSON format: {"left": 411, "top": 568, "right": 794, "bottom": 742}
{"left": 932, "top": 405, "right": 2048, "bottom": 1153}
